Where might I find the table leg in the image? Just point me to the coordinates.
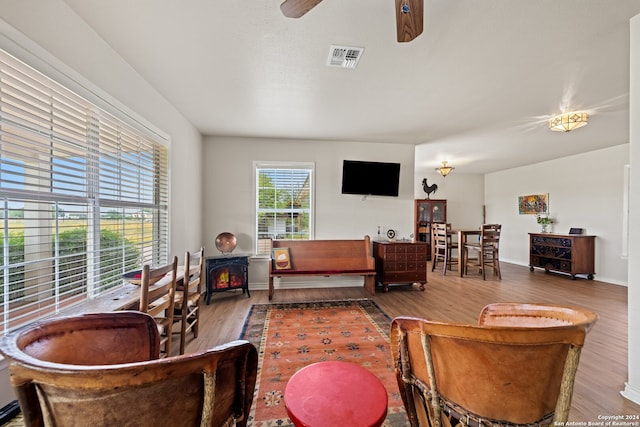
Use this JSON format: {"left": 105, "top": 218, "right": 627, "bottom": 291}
{"left": 458, "top": 231, "right": 465, "bottom": 277}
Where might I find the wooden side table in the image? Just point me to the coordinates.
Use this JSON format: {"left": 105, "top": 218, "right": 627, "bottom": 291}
{"left": 285, "top": 361, "right": 388, "bottom": 427}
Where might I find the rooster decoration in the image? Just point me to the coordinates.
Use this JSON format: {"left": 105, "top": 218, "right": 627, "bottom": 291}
{"left": 422, "top": 178, "right": 437, "bottom": 199}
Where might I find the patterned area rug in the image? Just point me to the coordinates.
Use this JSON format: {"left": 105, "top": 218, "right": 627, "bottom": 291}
{"left": 240, "top": 299, "right": 409, "bottom": 427}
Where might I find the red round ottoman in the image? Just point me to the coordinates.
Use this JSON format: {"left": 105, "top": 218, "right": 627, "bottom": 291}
{"left": 284, "top": 361, "right": 388, "bottom": 427}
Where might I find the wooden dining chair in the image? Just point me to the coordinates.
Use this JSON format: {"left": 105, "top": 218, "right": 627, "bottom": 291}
{"left": 0, "top": 311, "right": 258, "bottom": 427}
{"left": 463, "top": 223, "right": 501, "bottom": 280}
{"left": 390, "top": 303, "right": 597, "bottom": 427}
{"left": 431, "top": 223, "right": 456, "bottom": 275}
{"left": 174, "top": 247, "right": 205, "bottom": 354}
{"left": 445, "top": 223, "right": 458, "bottom": 257}
{"left": 139, "top": 256, "right": 178, "bottom": 358}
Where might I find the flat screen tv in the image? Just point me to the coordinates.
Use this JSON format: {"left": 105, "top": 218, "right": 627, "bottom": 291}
{"left": 341, "top": 160, "right": 400, "bottom": 197}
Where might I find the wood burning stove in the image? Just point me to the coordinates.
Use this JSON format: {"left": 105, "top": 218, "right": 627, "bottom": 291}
{"left": 205, "top": 255, "right": 250, "bottom": 304}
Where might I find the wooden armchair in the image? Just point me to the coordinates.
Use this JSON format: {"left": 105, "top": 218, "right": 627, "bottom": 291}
{"left": 1, "top": 311, "right": 160, "bottom": 366}
{"left": 0, "top": 311, "right": 258, "bottom": 427}
{"left": 390, "top": 303, "right": 597, "bottom": 427}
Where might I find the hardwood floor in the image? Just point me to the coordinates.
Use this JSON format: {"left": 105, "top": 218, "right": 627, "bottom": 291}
{"left": 185, "top": 262, "right": 640, "bottom": 421}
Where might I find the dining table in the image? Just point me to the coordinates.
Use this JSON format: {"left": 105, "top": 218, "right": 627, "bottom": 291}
{"left": 55, "top": 267, "right": 187, "bottom": 317}
{"left": 454, "top": 229, "right": 482, "bottom": 277}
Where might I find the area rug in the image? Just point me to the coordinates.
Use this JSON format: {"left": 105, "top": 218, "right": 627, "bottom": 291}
{"left": 240, "top": 299, "right": 409, "bottom": 427}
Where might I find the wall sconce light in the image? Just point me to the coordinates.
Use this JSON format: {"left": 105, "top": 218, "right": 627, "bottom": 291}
{"left": 549, "top": 112, "right": 589, "bottom": 132}
{"left": 436, "top": 161, "right": 455, "bottom": 177}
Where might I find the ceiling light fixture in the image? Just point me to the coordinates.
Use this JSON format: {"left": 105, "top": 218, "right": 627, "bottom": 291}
{"left": 549, "top": 112, "right": 589, "bottom": 132}
{"left": 436, "top": 161, "right": 455, "bottom": 177}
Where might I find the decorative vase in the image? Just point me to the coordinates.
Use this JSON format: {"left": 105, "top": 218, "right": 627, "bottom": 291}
{"left": 541, "top": 224, "right": 548, "bottom": 233}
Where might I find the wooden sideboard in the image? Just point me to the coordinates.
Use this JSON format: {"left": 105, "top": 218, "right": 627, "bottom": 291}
{"left": 528, "top": 233, "right": 595, "bottom": 280}
{"left": 373, "top": 241, "right": 428, "bottom": 292}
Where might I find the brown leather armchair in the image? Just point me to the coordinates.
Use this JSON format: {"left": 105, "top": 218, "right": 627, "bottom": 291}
{"left": 478, "top": 302, "right": 598, "bottom": 329}
{"left": 390, "top": 303, "right": 597, "bottom": 427}
{"left": 0, "top": 311, "right": 258, "bottom": 427}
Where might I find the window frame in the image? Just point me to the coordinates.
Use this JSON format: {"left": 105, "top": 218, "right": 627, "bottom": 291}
{"left": 0, "top": 47, "right": 169, "bottom": 336}
{"left": 253, "top": 161, "right": 315, "bottom": 255}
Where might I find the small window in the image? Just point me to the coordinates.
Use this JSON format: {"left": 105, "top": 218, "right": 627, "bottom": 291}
{"left": 255, "top": 162, "right": 314, "bottom": 255}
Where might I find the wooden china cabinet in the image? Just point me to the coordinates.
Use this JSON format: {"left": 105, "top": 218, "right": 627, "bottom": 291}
{"left": 414, "top": 199, "right": 447, "bottom": 260}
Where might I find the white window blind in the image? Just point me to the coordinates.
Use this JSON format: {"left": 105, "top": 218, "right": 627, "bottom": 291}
{"left": 255, "top": 162, "right": 314, "bottom": 255}
{"left": 0, "top": 49, "right": 169, "bottom": 335}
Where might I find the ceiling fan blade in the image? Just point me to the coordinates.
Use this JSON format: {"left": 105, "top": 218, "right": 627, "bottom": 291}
{"left": 395, "top": 0, "right": 424, "bottom": 42}
{"left": 280, "top": 0, "right": 324, "bottom": 18}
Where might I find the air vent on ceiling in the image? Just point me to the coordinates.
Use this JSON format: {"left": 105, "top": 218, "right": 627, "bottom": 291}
{"left": 327, "top": 45, "right": 364, "bottom": 69}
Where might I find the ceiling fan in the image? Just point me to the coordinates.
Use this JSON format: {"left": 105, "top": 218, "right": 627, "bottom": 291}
{"left": 279, "top": 0, "right": 424, "bottom": 43}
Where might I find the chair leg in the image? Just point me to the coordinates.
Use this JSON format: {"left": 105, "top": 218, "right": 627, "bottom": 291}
{"left": 464, "top": 248, "right": 480, "bottom": 277}
{"left": 442, "top": 249, "right": 448, "bottom": 276}
{"left": 480, "top": 250, "right": 486, "bottom": 280}
{"left": 160, "top": 323, "right": 171, "bottom": 358}
{"left": 179, "top": 312, "right": 187, "bottom": 355}
{"left": 446, "top": 248, "right": 458, "bottom": 273}
{"left": 445, "top": 248, "right": 451, "bottom": 273}
{"left": 466, "top": 248, "right": 475, "bottom": 276}
{"left": 463, "top": 248, "right": 468, "bottom": 275}
{"left": 193, "top": 308, "right": 200, "bottom": 338}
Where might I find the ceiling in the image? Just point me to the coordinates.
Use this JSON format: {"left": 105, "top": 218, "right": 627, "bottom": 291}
{"left": 61, "top": 0, "right": 640, "bottom": 174}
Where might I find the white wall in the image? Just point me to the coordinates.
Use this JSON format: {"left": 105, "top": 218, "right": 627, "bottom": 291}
{"left": 415, "top": 142, "right": 629, "bottom": 285}
{"left": 413, "top": 169, "right": 485, "bottom": 229}
{"left": 484, "top": 144, "right": 629, "bottom": 285}
{"left": 204, "top": 136, "right": 630, "bottom": 287}
{"left": 0, "top": 1, "right": 203, "bottom": 407}
{"left": 622, "top": 12, "right": 640, "bottom": 405}
{"left": 0, "top": 2, "right": 204, "bottom": 259}
{"left": 203, "top": 136, "right": 416, "bottom": 285}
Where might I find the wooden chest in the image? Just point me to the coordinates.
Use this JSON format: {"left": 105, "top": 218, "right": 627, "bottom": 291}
{"left": 373, "top": 241, "right": 428, "bottom": 292}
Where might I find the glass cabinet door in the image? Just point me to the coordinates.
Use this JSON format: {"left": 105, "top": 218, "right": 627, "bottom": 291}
{"left": 414, "top": 199, "right": 447, "bottom": 254}
{"left": 417, "top": 202, "right": 431, "bottom": 222}
{"left": 431, "top": 202, "right": 446, "bottom": 222}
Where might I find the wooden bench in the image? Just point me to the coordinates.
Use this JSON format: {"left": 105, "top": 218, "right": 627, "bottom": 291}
{"left": 269, "top": 235, "right": 376, "bottom": 300}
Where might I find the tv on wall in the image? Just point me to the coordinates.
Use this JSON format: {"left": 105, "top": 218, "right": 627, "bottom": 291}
{"left": 341, "top": 160, "right": 401, "bottom": 197}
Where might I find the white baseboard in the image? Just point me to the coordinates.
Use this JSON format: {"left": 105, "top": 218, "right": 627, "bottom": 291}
{"left": 621, "top": 382, "right": 640, "bottom": 405}
{"left": 264, "top": 276, "right": 364, "bottom": 291}
{"left": 500, "top": 259, "right": 627, "bottom": 287}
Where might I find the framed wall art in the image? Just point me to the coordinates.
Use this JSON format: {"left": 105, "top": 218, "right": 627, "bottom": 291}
{"left": 518, "top": 194, "right": 548, "bottom": 215}
{"left": 272, "top": 247, "right": 292, "bottom": 270}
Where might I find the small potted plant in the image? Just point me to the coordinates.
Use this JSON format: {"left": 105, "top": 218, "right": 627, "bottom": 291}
{"left": 536, "top": 214, "right": 553, "bottom": 233}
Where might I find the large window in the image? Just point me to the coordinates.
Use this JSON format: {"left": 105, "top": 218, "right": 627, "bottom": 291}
{"left": 255, "top": 162, "right": 314, "bottom": 255}
{"left": 0, "top": 49, "right": 169, "bottom": 335}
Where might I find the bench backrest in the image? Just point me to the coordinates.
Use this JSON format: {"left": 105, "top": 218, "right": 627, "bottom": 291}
{"left": 271, "top": 235, "right": 374, "bottom": 272}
